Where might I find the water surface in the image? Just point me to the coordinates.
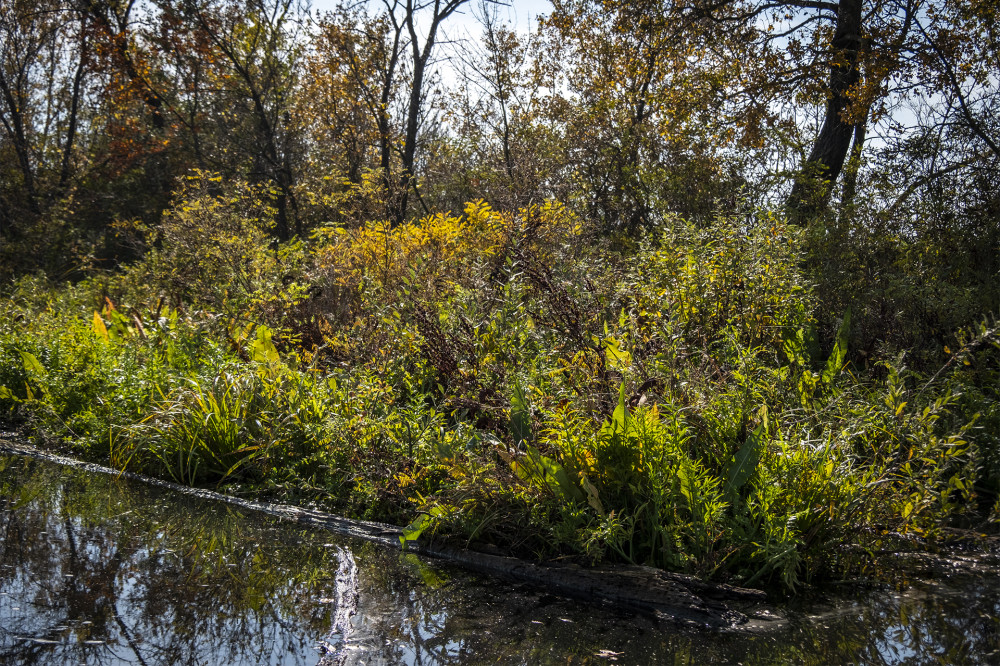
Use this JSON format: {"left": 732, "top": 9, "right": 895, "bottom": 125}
{"left": 1, "top": 454, "right": 998, "bottom": 664}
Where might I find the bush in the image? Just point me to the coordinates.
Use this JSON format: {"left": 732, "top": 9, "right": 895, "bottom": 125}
{"left": 1, "top": 194, "right": 993, "bottom": 592}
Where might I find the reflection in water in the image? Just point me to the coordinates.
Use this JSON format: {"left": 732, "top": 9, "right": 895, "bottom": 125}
{"left": 1, "top": 454, "right": 999, "bottom": 665}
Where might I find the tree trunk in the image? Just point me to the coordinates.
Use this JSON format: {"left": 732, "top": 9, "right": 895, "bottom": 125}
{"left": 786, "top": 0, "right": 863, "bottom": 224}
{"left": 838, "top": 119, "right": 867, "bottom": 216}
{"left": 0, "top": 71, "right": 40, "bottom": 216}
{"left": 395, "top": 4, "right": 439, "bottom": 227}
{"left": 59, "top": 36, "right": 88, "bottom": 191}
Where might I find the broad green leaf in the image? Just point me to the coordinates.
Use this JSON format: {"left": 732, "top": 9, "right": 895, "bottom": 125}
{"left": 509, "top": 380, "right": 531, "bottom": 446}
{"left": 611, "top": 383, "right": 627, "bottom": 433}
{"left": 513, "top": 447, "right": 583, "bottom": 502}
{"left": 822, "top": 307, "right": 852, "bottom": 384}
{"left": 434, "top": 438, "right": 456, "bottom": 462}
{"left": 678, "top": 464, "right": 695, "bottom": 507}
{"left": 20, "top": 351, "right": 44, "bottom": 377}
{"left": 551, "top": 464, "right": 585, "bottom": 503}
{"left": 580, "top": 475, "right": 604, "bottom": 515}
{"left": 604, "top": 337, "right": 632, "bottom": 370}
{"left": 782, "top": 327, "right": 806, "bottom": 366}
{"left": 723, "top": 423, "right": 765, "bottom": 502}
{"left": 400, "top": 513, "right": 431, "bottom": 549}
{"left": 399, "top": 506, "right": 444, "bottom": 549}
{"left": 249, "top": 325, "right": 282, "bottom": 368}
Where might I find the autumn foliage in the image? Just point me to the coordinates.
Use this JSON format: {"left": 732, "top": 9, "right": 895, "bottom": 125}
{"left": 2, "top": 0, "right": 999, "bottom": 589}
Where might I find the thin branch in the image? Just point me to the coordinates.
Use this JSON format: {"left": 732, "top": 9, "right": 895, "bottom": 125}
{"left": 915, "top": 18, "right": 1000, "bottom": 160}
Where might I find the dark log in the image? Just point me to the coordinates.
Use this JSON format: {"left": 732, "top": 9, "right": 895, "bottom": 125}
{"left": 0, "top": 437, "right": 768, "bottom": 628}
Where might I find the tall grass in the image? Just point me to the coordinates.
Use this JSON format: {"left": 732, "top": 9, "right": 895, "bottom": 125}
{"left": 121, "top": 372, "right": 275, "bottom": 485}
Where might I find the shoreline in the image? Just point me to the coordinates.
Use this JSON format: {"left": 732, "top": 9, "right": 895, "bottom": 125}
{"left": 0, "top": 435, "right": 771, "bottom": 629}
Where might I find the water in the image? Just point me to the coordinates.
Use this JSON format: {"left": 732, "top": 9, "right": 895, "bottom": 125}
{"left": 1, "top": 453, "right": 998, "bottom": 665}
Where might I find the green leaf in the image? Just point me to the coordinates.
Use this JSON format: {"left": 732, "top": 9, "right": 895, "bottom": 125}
{"left": 723, "top": 424, "right": 765, "bottom": 503}
{"left": 580, "top": 475, "right": 604, "bottom": 515}
{"left": 434, "top": 438, "right": 456, "bottom": 462}
{"left": 604, "top": 337, "right": 632, "bottom": 370}
{"left": 611, "top": 383, "right": 628, "bottom": 433}
{"left": 551, "top": 463, "right": 585, "bottom": 503}
{"left": 249, "top": 325, "right": 282, "bottom": 369}
{"left": 106, "top": 309, "right": 132, "bottom": 339}
{"left": 822, "top": 307, "right": 852, "bottom": 384}
{"left": 510, "top": 379, "right": 531, "bottom": 446}
{"left": 782, "top": 327, "right": 807, "bottom": 366}
{"left": 677, "top": 464, "right": 695, "bottom": 507}
{"left": 513, "top": 447, "right": 584, "bottom": 503}
{"left": 399, "top": 506, "right": 445, "bottom": 549}
{"left": 20, "top": 351, "right": 44, "bottom": 377}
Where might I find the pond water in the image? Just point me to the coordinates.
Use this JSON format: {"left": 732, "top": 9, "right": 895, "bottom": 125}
{"left": 1, "top": 453, "right": 999, "bottom": 665}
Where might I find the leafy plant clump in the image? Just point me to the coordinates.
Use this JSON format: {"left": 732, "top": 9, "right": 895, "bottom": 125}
{"left": 1, "top": 177, "right": 996, "bottom": 592}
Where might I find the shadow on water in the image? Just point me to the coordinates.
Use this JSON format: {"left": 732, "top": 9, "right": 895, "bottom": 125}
{"left": 1, "top": 453, "right": 999, "bottom": 665}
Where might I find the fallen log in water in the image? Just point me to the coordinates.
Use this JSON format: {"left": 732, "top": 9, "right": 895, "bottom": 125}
{"left": 408, "top": 539, "right": 767, "bottom": 627}
{"left": 0, "top": 436, "right": 768, "bottom": 628}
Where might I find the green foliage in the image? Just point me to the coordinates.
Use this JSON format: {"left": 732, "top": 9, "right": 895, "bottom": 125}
{"left": 112, "top": 172, "right": 308, "bottom": 324}
{"left": 123, "top": 371, "right": 276, "bottom": 485}
{"left": 1, "top": 194, "right": 993, "bottom": 593}
{"left": 0, "top": 0, "right": 996, "bottom": 599}
{"left": 808, "top": 201, "right": 1000, "bottom": 371}
{"left": 723, "top": 423, "right": 765, "bottom": 506}
{"left": 631, "top": 213, "right": 814, "bottom": 358}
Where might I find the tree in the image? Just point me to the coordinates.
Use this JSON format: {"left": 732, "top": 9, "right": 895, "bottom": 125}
{"left": 0, "top": 0, "right": 122, "bottom": 276}
{"left": 675, "top": 0, "right": 993, "bottom": 223}
{"left": 540, "top": 0, "right": 740, "bottom": 231}
{"left": 441, "top": 0, "right": 555, "bottom": 209}
{"left": 175, "top": 0, "right": 306, "bottom": 239}
{"left": 298, "top": 9, "right": 382, "bottom": 187}
{"left": 782, "top": 0, "right": 867, "bottom": 220}
{"left": 338, "top": 0, "right": 470, "bottom": 224}
{"left": 396, "top": 0, "right": 472, "bottom": 223}
{"left": 0, "top": 0, "right": 90, "bottom": 224}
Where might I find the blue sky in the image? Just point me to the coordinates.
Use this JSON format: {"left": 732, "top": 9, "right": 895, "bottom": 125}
{"left": 307, "top": 0, "right": 553, "bottom": 37}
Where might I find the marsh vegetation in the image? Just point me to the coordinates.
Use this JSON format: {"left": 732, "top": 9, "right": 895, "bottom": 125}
{"left": 1, "top": 0, "right": 999, "bottom": 593}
